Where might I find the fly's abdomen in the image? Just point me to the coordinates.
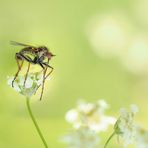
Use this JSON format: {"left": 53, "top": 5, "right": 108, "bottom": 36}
{"left": 20, "top": 47, "right": 38, "bottom": 56}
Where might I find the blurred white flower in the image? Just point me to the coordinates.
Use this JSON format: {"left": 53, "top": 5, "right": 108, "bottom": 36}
{"left": 85, "top": 12, "right": 132, "bottom": 58}
{"left": 135, "top": 127, "right": 148, "bottom": 148}
{"left": 120, "top": 35, "right": 148, "bottom": 75}
{"left": 61, "top": 126, "right": 100, "bottom": 148}
{"left": 65, "top": 100, "right": 116, "bottom": 133}
{"left": 114, "top": 105, "right": 139, "bottom": 147}
{"left": 7, "top": 72, "right": 43, "bottom": 97}
{"left": 133, "top": 0, "right": 148, "bottom": 26}
{"left": 86, "top": 12, "right": 148, "bottom": 75}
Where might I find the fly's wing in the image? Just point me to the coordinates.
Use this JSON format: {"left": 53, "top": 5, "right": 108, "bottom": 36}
{"left": 10, "top": 41, "right": 36, "bottom": 48}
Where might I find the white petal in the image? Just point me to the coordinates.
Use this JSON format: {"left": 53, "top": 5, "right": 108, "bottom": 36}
{"left": 13, "top": 82, "right": 21, "bottom": 92}
{"left": 65, "top": 109, "right": 78, "bottom": 123}
{"left": 78, "top": 103, "right": 95, "bottom": 114}
{"left": 25, "top": 77, "right": 33, "bottom": 88}
{"left": 7, "top": 76, "right": 14, "bottom": 86}
{"left": 130, "top": 104, "right": 139, "bottom": 114}
{"left": 98, "top": 99, "right": 109, "bottom": 109}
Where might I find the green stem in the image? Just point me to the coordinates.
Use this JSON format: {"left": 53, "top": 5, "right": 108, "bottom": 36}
{"left": 104, "top": 131, "right": 115, "bottom": 148}
{"left": 26, "top": 97, "right": 48, "bottom": 148}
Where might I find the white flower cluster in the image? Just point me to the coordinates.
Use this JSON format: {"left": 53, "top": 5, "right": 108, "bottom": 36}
{"left": 63, "top": 100, "right": 148, "bottom": 148}
{"left": 62, "top": 99, "right": 116, "bottom": 148}
{"left": 66, "top": 100, "right": 116, "bottom": 132}
{"left": 104, "top": 104, "right": 148, "bottom": 148}
{"left": 61, "top": 126, "right": 100, "bottom": 148}
{"left": 7, "top": 72, "right": 43, "bottom": 97}
{"left": 114, "top": 104, "right": 139, "bottom": 147}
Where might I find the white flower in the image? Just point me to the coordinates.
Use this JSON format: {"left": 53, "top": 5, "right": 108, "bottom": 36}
{"left": 65, "top": 100, "right": 116, "bottom": 133}
{"left": 133, "top": 126, "right": 148, "bottom": 148}
{"left": 61, "top": 126, "right": 100, "bottom": 148}
{"left": 7, "top": 72, "right": 44, "bottom": 97}
{"left": 114, "top": 105, "right": 139, "bottom": 147}
{"left": 85, "top": 12, "right": 132, "bottom": 58}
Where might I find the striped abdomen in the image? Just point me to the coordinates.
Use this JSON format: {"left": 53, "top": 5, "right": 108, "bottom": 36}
{"left": 20, "top": 47, "right": 39, "bottom": 56}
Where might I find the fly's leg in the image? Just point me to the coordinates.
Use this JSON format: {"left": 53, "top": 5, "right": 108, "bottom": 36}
{"left": 23, "top": 62, "right": 31, "bottom": 87}
{"left": 39, "top": 67, "right": 48, "bottom": 100}
{"left": 40, "top": 65, "right": 53, "bottom": 100}
{"left": 44, "top": 65, "right": 54, "bottom": 80}
{"left": 12, "top": 53, "right": 24, "bottom": 87}
{"left": 35, "top": 64, "right": 53, "bottom": 92}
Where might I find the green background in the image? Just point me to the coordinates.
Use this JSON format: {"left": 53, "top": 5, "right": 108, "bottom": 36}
{"left": 0, "top": 0, "right": 147, "bottom": 147}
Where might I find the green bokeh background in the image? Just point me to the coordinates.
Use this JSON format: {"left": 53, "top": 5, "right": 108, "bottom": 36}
{"left": 0, "top": 0, "right": 147, "bottom": 147}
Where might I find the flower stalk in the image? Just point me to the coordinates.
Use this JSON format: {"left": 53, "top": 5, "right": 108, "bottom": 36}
{"left": 26, "top": 97, "right": 48, "bottom": 148}
{"left": 104, "top": 131, "right": 115, "bottom": 148}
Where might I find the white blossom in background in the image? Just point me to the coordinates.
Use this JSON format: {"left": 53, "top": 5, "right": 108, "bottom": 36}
{"left": 120, "top": 35, "right": 148, "bottom": 75}
{"left": 133, "top": 0, "right": 148, "bottom": 26}
{"left": 65, "top": 99, "right": 116, "bottom": 133}
{"left": 85, "top": 12, "right": 132, "bottom": 58}
{"left": 86, "top": 12, "right": 148, "bottom": 75}
{"left": 7, "top": 72, "right": 43, "bottom": 97}
{"left": 134, "top": 126, "right": 148, "bottom": 148}
{"left": 61, "top": 126, "right": 100, "bottom": 148}
{"left": 104, "top": 104, "right": 148, "bottom": 148}
{"left": 64, "top": 101, "right": 148, "bottom": 148}
{"left": 64, "top": 99, "right": 116, "bottom": 148}
{"left": 114, "top": 104, "right": 139, "bottom": 147}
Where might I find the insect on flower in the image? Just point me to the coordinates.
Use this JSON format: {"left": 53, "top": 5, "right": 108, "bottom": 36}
{"left": 11, "top": 41, "right": 55, "bottom": 100}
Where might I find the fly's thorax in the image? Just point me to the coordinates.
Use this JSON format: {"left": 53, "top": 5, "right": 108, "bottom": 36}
{"left": 38, "top": 46, "right": 49, "bottom": 53}
{"left": 38, "top": 50, "right": 46, "bottom": 57}
{"left": 37, "top": 46, "right": 49, "bottom": 59}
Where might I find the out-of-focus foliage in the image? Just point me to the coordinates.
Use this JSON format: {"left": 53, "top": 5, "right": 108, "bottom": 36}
{"left": 0, "top": 0, "right": 148, "bottom": 147}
